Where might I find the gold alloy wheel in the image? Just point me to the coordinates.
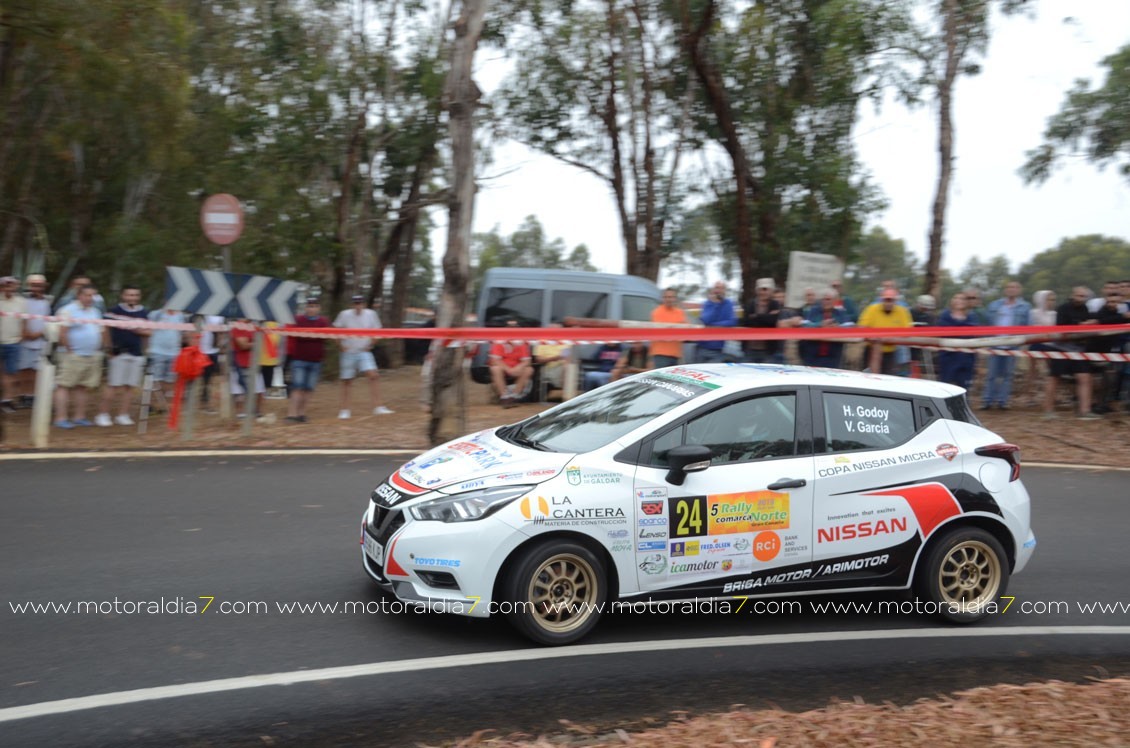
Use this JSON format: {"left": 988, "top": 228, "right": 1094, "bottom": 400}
{"left": 937, "top": 539, "right": 1002, "bottom": 608}
{"left": 526, "top": 553, "right": 599, "bottom": 634}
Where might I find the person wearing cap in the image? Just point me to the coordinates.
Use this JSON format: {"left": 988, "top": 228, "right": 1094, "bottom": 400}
{"left": 332, "top": 294, "right": 393, "bottom": 419}
{"left": 742, "top": 278, "right": 784, "bottom": 364}
{"left": 15, "top": 273, "right": 51, "bottom": 407}
{"left": 0, "top": 276, "right": 28, "bottom": 413}
{"left": 858, "top": 288, "right": 913, "bottom": 375}
{"left": 285, "top": 297, "right": 329, "bottom": 423}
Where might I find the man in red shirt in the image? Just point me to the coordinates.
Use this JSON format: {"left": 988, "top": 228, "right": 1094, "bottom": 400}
{"left": 285, "top": 298, "right": 329, "bottom": 423}
{"left": 489, "top": 325, "right": 533, "bottom": 408}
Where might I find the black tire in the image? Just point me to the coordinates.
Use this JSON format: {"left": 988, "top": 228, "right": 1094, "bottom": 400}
{"left": 916, "top": 526, "right": 1009, "bottom": 623}
{"left": 503, "top": 540, "right": 607, "bottom": 645}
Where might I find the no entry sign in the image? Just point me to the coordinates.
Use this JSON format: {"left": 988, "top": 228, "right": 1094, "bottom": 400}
{"left": 200, "top": 193, "right": 244, "bottom": 245}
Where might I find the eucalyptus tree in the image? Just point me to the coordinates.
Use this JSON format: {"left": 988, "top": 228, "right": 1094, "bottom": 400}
{"left": 1021, "top": 42, "right": 1130, "bottom": 187}
{"left": 431, "top": 0, "right": 491, "bottom": 445}
{"left": 498, "top": 0, "right": 695, "bottom": 281}
{"left": 676, "top": 0, "right": 900, "bottom": 302}
{"left": 918, "top": 0, "right": 1027, "bottom": 302}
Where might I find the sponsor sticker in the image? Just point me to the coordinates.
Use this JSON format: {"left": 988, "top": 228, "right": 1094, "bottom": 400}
{"left": 707, "top": 491, "right": 790, "bottom": 534}
{"left": 640, "top": 500, "right": 664, "bottom": 516}
{"left": 637, "top": 488, "right": 668, "bottom": 500}
{"left": 670, "top": 541, "right": 700, "bottom": 557}
{"left": 520, "top": 495, "right": 628, "bottom": 526}
{"left": 638, "top": 541, "right": 666, "bottom": 551}
{"left": 608, "top": 529, "right": 629, "bottom": 539}
{"left": 936, "top": 443, "right": 959, "bottom": 462}
{"left": 753, "top": 531, "right": 781, "bottom": 562}
{"left": 639, "top": 554, "right": 667, "bottom": 575}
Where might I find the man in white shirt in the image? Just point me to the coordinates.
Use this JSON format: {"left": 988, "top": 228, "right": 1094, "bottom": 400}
{"left": 332, "top": 295, "right": 392, "bottom": 419}
{"left": 0, "top": 276, "right": 28, "bottom": 413}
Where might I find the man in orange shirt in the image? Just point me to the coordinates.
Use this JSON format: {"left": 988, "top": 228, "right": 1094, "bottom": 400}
{"left": 650, "top": 288, "right": 688, "bottom": 368}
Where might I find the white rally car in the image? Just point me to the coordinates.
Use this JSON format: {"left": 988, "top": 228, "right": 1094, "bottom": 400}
{"left": 360, "top": 364, "right": 1035, "bottom": 645}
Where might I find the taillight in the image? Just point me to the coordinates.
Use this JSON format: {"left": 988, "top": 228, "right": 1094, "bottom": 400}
{"left": 975, "top": 443, "right": 1021, "bottom": 481}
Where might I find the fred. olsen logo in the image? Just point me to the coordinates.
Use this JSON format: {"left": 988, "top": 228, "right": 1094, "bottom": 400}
{"left": 520, "top": 496, "right": 627, "bottom": 525}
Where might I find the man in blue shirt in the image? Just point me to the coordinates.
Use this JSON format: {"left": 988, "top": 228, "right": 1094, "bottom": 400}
{"left": 982, "top": 280, "right": 1032, "bottom": 410}
{"left": 696, "top": 281, "right": 737, "bottom": 363}
{"left": 53, "top": 285, "right": 108, "bottom": 428}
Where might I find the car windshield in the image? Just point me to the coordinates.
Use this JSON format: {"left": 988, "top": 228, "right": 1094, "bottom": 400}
{"left": 501, "top": 375, "right": 715, "bottom": 453}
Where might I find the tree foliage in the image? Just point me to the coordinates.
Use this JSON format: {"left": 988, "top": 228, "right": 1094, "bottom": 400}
{"left": 1016, "top": 234, "right": 1130, "bottom": 301}
{"left": 1022, "top": 43, "right": 1130, "bottom": 185}
{"left": 471, "top": 215, "right": 597, "bottom": 292}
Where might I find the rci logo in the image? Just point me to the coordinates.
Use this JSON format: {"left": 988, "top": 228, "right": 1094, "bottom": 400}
{"left": 520, "top": 496, "right": 550, "bottom": 520}
{"left": 754, "top": 531, "right": 781, "bottom": 562}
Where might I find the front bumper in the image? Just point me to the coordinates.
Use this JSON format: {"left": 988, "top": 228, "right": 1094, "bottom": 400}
{"left": 359, "top": 501, "right": 523, "bottom": 618}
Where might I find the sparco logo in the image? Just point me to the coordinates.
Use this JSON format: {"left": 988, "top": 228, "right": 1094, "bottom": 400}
{"left": 375, "top": 483, "right": 402, "bottom": 505}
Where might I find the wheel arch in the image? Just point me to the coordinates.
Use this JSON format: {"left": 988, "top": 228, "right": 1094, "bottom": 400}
{"left": 914, "top": 514, "right": 1017, "bottom": 580}
{"left": 492, "top": 530, "right": 620, "bottom": 606}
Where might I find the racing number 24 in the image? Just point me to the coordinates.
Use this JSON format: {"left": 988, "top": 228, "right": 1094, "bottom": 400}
{"left": 670, "top": 496, "right": 707, "bottom": 538}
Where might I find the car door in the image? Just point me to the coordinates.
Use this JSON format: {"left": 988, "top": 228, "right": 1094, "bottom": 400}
{"left": 631, "top": 388, "right": 815, "bottom": 595}
{"left": 810, "top": 388, "right": 961, "bottom": 589}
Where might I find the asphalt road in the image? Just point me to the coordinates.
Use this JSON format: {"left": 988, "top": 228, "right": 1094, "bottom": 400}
{"left": 2, "top": 457, "right": 1129, "bottom": 747}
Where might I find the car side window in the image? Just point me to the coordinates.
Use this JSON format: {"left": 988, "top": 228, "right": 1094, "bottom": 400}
{"left": 649, "top": 393, "right": 798, "bottom": 467}
{"left": 822, "top": 392, "right": 915, "bottom": 452}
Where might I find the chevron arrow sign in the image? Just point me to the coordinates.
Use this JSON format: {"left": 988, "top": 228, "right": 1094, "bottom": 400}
{"left": 164, "top": 267, "right": 297, "bottom": 323}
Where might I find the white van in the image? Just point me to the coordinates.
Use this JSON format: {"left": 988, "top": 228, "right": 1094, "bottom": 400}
{"left": 470, "top": 268, "right": 662, "bottom": 385}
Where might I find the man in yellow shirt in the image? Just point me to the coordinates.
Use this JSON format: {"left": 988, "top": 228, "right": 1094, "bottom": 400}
{"left": 858, "top": 288, "right": 913, "bottom": 375}
{"left": 650, "top": 288, "right": 688, "bottom": 368}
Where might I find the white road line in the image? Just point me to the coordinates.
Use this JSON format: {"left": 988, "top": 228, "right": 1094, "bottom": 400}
{"left": 3, "top": 626, "right": 1129, "bottom": 723}
{"left": 0, "top": 449, "right": 419, "bottom": 461}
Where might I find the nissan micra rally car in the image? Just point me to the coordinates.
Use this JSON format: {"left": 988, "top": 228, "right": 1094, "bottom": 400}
{"left": 360, "top": 364, "right": 1035, "bottom": 645}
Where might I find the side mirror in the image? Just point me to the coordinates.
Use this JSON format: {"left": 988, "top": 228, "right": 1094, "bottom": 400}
{"left": 665, "top": 445, "right": 713, "bottom": 486}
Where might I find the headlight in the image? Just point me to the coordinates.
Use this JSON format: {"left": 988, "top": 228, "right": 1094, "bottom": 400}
{"left": 409, "top": 485, "right": 535, "bottom": 523}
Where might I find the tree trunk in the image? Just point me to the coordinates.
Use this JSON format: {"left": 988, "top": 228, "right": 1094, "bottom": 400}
{"left": 926, "top": 0, "right": 961, "bottom": 301}
{"left": 678, "top": 0, "right": 757, "bottom": 302}
{"left": 387, "top": 158, "right": 430, "bottom": 369}
{"left": 430, "top": 0, "right": 488, "bottom": 446}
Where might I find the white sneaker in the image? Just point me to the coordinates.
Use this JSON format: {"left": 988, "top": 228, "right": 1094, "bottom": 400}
{"left": 95, "top": 413, "right": 113, "bottom": 427}
{"left": 114, "top": 414, "right": 135, "bottom": 426}
{"left": 338, "top": 409, "right": 351, "bottom": 420}
{"left": 373, "top": 406, "right": 394, "bottom": 415}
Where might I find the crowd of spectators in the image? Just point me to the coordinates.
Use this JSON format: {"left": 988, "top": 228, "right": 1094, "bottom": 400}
{"left": 0, "top": 274, "right": 399, "bottom": 431}
{"left": 1, "top": 272, "right": 1127, "bottom": 429}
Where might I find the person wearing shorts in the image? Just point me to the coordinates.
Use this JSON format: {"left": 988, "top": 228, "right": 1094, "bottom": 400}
{"left": 147, "top": 307, "right": 185, "bottom": 404}
{"left": 16, "top": 274, "right": 52, "bottom": 407}
{"left": 333, "top": 294, "right": 392, "bottom": 419}
{"left": 0, "top": 276, "right": 27, "bottom": 413}
{"left": 97, "top": 286, "right": 149, "bottom": 427}
{"left": 53, "top": 285, "right": 107, "bottom": 428}
{"left": 285, "top": 298, "right": 329, "bottom": 423}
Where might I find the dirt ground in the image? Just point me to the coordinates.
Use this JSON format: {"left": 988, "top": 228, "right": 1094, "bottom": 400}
{"left": 1, "top": 363, "right": 1128, "bottom": 466}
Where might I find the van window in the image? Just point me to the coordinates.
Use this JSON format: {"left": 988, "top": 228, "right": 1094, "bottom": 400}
{"left": 622, "top": 295, "right": 658, "bottom": 321}
{"left": 484, "top": 287, "right": 543, "bottom": 326}
{"left": 551, "top": 291, "right": 608, "bottom": 322}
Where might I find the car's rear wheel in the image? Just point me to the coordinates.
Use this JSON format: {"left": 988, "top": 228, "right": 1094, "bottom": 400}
{"left": 503, "top": 540, "right": 607, "bottom": 645}
{"left": 917, "top": 526, "right": 1009, "bottom": 622}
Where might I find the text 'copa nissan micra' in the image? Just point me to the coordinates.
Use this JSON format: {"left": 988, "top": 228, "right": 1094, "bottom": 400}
{"left": 360, "top": 364, "right": 1035, "bottom": 645}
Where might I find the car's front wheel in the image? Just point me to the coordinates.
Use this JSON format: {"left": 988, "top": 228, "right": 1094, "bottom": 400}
{"left": 503, "top": 540, "right": 607, "bottom": 645}
{"left": 916, "top": 526, "right": 1009, "bottom": 622}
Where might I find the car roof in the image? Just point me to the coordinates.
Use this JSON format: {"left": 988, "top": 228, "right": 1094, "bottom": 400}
{"left": 657, "top": 363, "right": 967, "bottom": 400}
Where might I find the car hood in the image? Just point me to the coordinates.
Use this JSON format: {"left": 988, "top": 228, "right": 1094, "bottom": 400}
{"left": 392, "top": 428, "right": 572, "bottom": 494}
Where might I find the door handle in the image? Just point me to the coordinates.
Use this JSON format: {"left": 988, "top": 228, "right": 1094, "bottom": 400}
{"left": 767, "top": 478, "right": 806, "bottom": 490}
